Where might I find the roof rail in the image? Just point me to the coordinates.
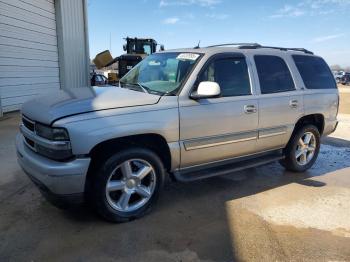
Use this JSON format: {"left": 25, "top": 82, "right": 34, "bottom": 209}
{"left": 206, "top": 43, "right": 261, "bottom": 48}
{"left": 286, "top": 48, "right": 314, "bottom": 54}
{"left": 206, "top": 43, "right": 314, "bottom": 55}
{"left": 251, "top": 45, "right": 314, "bottom": 55}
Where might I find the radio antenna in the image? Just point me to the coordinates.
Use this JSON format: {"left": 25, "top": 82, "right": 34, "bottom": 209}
{"left": 194, "top": 40, "right": 201, "bottom": 49}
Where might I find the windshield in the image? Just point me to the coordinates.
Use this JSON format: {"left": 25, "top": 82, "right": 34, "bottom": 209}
{"left": 119, "top": 52, "right": 201, "bottom": 95}
{"left": 143, "top": 44, "right": 152, "bottom": 55}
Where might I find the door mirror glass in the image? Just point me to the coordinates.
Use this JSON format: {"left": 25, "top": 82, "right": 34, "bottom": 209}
{"left": 191, "top": 81, "right": 221, "bottom": 99}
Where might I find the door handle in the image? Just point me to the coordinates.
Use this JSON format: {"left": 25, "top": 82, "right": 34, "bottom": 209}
{"left": 289, "top": 100, "right": 298, "bottom": 109}
{"left": 244, "top": 105, "right": 257, "bottom": 114}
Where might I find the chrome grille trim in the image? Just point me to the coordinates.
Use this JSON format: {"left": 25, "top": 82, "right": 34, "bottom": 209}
{"left": 24, "top": 136, "right": 37, "bottom": 152}
{"left": 22, "top": 115, "right": 35, "bottom": 132}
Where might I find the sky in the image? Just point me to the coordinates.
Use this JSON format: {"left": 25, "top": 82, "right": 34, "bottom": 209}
{"left": 87, "top": 0, "right": 350, "bottom": 67}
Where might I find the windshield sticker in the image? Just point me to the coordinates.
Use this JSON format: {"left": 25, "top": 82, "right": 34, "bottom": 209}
{"left": 177, "top": 53, "right": 200, "bottom": 61}
{"left": 148, "top": 61, "right": 161, "bottom": 66}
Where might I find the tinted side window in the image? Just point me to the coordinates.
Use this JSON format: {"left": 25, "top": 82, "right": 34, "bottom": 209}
{"left": 254, "top": 55, "right": 295, "bottom": 94}
{"left": 292, "top": 55, "right": 336, "bottom": 89}
{"left": 199, "top": 57, "right": 251, "bottom": 97}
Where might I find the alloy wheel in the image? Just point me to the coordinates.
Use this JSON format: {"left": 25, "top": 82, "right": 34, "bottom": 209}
{"left": 105, "top": 159, "right": 156, "bottom": 212}
{"left": 295, "top": 132, "right": 316, "bottom": 166}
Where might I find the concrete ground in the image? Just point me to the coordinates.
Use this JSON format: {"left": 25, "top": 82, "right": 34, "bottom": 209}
{"left": 0, "top": 89, "right": 350, "bottom": 262}
{"left": 339, "top": 85, "right": 350, "bottom": 114}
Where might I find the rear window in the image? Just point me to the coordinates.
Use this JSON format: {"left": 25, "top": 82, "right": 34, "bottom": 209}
{"left": 254, "top": 55, "right": 295, "bottom": 94}
{"left": 292, "top": 55, "right": 336, "bottom": 89}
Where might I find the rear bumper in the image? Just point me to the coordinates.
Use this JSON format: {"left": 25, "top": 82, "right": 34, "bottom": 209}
{"left": 16, "top": 133, "right": 90, "bottom": 202}
{"left": 323, "top": 119, "right": 338, "bottom": 136}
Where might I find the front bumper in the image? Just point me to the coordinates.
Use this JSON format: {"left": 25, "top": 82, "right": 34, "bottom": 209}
{"left": 16, "top": 133, "right": 91, "bottom": 204}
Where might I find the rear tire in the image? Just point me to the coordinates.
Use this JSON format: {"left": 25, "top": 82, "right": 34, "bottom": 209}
{"left": 89, "top": 147, "right": 165, "bottom": 222}
{"left": 280, "top": 125, "right": 320, "bottom": 172}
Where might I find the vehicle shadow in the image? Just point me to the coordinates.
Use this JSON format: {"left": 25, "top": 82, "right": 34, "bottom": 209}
{"left": 58, "top": 137, "right": 350, "bottom": 261}
{"left": 322, "top": 136, "right": 350, "bottom": 148}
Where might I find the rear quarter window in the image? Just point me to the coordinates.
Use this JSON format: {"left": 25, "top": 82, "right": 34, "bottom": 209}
{"left": 292, "top": 55, "right": 336, "bottom": 89}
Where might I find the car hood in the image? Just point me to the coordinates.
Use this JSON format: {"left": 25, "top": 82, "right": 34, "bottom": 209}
{"left": 21, "top": 86, "right": 161, "bottom": 125}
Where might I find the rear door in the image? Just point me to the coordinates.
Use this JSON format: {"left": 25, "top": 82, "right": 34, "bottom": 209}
{"left": 251, "top": 54, "right": 304, "bottom": 152}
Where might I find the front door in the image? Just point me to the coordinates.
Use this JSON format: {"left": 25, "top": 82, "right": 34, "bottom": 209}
{"left": 179, "top": 54, "right": 259, "bottom": 168}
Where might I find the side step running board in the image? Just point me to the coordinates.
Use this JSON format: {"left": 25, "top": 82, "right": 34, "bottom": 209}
{"left": 173, "top": 152, "right": 284, "bottom": 182}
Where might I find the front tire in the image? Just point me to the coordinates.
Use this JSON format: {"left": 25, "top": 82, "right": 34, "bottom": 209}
{"left": 281, "top": 125, "right": 320, "bottom": 172}
{"left": 89, "top": 147, "right": 165, "bottom": 222}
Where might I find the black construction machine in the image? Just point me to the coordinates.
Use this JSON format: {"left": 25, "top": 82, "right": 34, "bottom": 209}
{"left": 93, "top": 37, "right": 164, "bottom": 84}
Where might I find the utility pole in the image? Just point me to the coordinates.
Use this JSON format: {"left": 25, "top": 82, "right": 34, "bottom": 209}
{"left": 109, "top": 32, "right": 112, "bottom": 53}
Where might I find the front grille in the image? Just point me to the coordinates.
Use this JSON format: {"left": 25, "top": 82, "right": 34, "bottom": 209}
{"left": 24, "top": 137, "right": 35, "bottom": 148}
{"left": 22, "top": 116, "right": 35, "bottom": 132}
{"left": 21, "top": 115, "right": 36, "bottom": 152}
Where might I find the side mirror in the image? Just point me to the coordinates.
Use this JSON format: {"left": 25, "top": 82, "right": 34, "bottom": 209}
{"left": 160, "top": 45, "right": 165, "bottom": 51}
{"left": 190, "top": 81, "right": 221, "bottom": 100}
{"left": 123, "top": 44, "right": 127, "bottom": 51}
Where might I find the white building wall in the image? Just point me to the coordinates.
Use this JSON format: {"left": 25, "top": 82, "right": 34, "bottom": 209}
{"left": 0, "top": 0, "right": 90, "bottom": 116}
{"left": 55, "top": 0, "right": 90, "bottom": 90}
{"left": 0, "top": 0, "right": 60, "bottom": 114}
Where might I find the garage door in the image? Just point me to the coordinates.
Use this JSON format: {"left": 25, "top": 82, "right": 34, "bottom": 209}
{"left": 0, "top": 0, "right": 60, "bottom": 113}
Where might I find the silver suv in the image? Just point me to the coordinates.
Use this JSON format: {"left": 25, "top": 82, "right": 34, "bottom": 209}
{"left": 16, "top": 44, "right": 339, "bottom": 222}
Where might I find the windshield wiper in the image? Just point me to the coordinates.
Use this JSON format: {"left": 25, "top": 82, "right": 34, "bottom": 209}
{"left": 119, "top": 82, "right": 150, "bottom": 94}
{"left": 136, "top": 82, "right": 149, "bottom": 94}
{"left": 119, "top": 81, "right": 172, "bottom": 96}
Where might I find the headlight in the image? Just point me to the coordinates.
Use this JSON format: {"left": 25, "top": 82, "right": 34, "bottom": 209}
{"left": 35, "top": 123, "right": 69, "bottom": 141}
{"left": 34, "top": 123, "right": 72, "bottom": 161}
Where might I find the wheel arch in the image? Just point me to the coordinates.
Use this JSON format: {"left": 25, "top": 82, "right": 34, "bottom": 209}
{"left": 85, "top": 133, "right": 172, "bottom": 192}
{"left": 286, "top": 114, "right": 325, "bottom": 149}
{"left": 281, "top": 115, "right": 323, "bottom": 172}
{"left": 294, "top": 114, "right": 325, "bottom": 135}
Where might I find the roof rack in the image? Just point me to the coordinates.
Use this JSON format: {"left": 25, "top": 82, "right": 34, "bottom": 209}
{"left": 206, "top": 43, "right": 313, "bottom": 54}
{"left": 248, "top": 45, "right": 314, "bottom": 55}
{"left": 206, "top": 43, "right": 261, "bottom": 48}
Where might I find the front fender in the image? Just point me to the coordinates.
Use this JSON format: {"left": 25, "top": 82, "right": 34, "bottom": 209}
{"left": 62, "top": 108, "right": 179, "bottom": 155}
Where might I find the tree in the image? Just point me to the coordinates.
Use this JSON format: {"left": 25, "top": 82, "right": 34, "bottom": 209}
{"left": 330, "top": 65, "right": 342, "bottom": 71}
